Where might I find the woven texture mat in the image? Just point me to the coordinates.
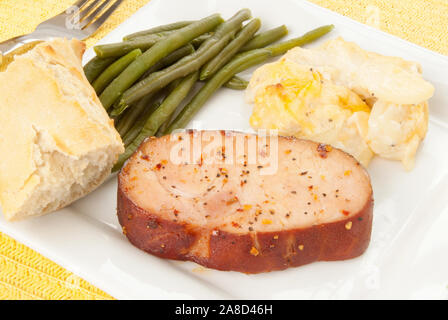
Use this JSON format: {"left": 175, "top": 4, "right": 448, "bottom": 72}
{"left": 0, "top": 0, "right": 446, "bottom": 300}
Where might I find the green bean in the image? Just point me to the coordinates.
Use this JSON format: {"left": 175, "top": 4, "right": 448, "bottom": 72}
{"left": 126, "top": 30, "right": 177, "bottom": 42}
{"left": 167, "top": 25, "right": 334, "bottom": 132}
{"left": 97, "top": 31, "right": 183, "bottom": 59}
{"left": 224, "top": 76, "right": 248, "bottom": 90}
{"left": 200, "top": 18, "right": 261, "bottom": 80}
{"left": 113, "top": 71, "right": 199, "bottom": 172}
{"left": 129, "top": 30, "right": 175, "bottom": 39}
{"left": 122, "top": 101, "right": 161, "bottom": 146}
{"left": 155, "top": 78, "right": 186, "bottom": 136}
{"left": 156, "top": 109, "right": 175, "bottom": 136}
{"left": 239, "top": 25, "right": 288, "bottom": 52}
{"left": 191, "top": 33, "right": 213, "bottom": 48}
{"left": 83, "top": 56, "right": 116, "bottom": 83}
{"left": 99, "top": 13, "right": 223, "bottom": 110}
{"left": 115, "top": 92, "right": 157, "bottom": 137}
{"left": 123, "top": 21, "right": 195, "bottom": 40}
{"left": 97, "top": 31, "right": 184, "bottom": 58}
{"left": 116, "top": 9, "right": 251, "bottom": 110}
{"left": 139, "top": 44, "right": 194, "bottom": 80}
{"left": 123, "top": 32, "right": 211, "bottom": 54}
{"left": 92, "top": 49, "right": 142, "bottom": 95}
{"left": 267, "top": 24, "right": 334, "bottom": 56}
{"left": 200, "top": 9, "right": 250, "bottom": 40}
{"left": 94, "top": 34, "right": 163, "bottom": 58}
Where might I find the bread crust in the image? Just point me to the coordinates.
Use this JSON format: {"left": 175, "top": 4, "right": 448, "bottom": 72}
{"left": 0, "top": 38, "right": 124, "bottom": 220}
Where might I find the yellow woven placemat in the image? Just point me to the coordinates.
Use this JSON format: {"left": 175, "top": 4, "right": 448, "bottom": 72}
{"left": 310, "top": 0, "right": 448, "bottom": 55}
{"left": 0, "top": 0, "right": 447, "bottom": 300}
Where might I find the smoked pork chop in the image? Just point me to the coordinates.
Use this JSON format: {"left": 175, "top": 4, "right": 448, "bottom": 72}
{"left": 117, "top": 130, "right": 373, "bottom": 273}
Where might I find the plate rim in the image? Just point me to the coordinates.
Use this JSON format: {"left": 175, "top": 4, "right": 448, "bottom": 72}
{"left": 2, "top": 0, "right": 447, "bottom": 300}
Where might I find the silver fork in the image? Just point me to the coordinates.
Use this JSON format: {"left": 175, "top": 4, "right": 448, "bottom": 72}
{"left": 0, "top": 0, "right": 124, "bottom": 54}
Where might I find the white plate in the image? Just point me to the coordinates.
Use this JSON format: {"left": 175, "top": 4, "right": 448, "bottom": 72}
{"left": 1, "top": 0, "right": 448, "bottom": 300}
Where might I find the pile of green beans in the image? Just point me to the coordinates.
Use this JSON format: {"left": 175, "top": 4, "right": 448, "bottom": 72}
{"left": 83, "top": 8, "right": 334, "bottom": 172}
{"left": 100, "top": 13, "right": 224, "bottom": 110}
{"left": 116, "top": 8, "right": 252, "bottom": 110}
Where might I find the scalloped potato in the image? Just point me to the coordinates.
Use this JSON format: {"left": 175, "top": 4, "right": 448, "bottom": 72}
{"left": 246, "top": 37, "right": 434, "bottom": 170}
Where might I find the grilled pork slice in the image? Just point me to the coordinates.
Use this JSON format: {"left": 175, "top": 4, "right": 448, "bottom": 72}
{"left": 118, "top": 130, "right": 373, "bottom": 273}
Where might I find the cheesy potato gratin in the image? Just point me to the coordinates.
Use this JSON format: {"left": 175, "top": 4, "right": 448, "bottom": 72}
{"left": 246, "top": 37, "right": 434, "bottom": 170}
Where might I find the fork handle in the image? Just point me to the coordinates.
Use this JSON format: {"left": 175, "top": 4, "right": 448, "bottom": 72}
{"left": 0, "top": 33, "right": 37, "bottom": 55}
